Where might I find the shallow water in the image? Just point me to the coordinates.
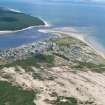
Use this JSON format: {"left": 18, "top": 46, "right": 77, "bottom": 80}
{"left": 0, "top": 1, "right": 105, "bottom": 49}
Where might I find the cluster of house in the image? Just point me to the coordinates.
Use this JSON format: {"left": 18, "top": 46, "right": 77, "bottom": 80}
{"left": 0, "top": 41, "right": 55, "bottom": 60}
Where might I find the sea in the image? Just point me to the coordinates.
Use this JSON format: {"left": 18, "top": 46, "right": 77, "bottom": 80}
{"left": 0, "top": 0, "right": 105, "bottom": 53}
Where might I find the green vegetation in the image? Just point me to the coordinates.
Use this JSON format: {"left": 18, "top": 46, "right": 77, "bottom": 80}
{"left": 0, "top": 8, "right": 44, "bottom": 31}
{"left": 45, "top": 95, "right": 78, "bottom": 105}
{"left": 0, "top": 81, "right": 36, "bottom": 105}
{"left": 54, "top": 37, "right": 85, "bottom": 46}
{"left": 45, "top": 92, "right": 78, "bottom": 105}
{"left": 52, "top": 37, "right": 105, "bottom": 73}
{"left": 0, "top": 59, "right": 9, "bottom": 65}
{"left": 47, "top": 92, "right": 95, "bottom": 105}
{"left": 72, "top": 61, "right": 105, "bottom": 73}
{"left": 53, "top": 52, "right": 69, "bottom": 61}
{"left": 0, "top": 54, "right": 54, "bottom": 68}
{"left": 53, "top": 96, "right": 78, "bottom": 105}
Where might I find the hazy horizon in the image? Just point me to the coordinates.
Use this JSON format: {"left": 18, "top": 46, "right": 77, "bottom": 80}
{"left": 2, "top": 0, "right": 105, "bottom": 3}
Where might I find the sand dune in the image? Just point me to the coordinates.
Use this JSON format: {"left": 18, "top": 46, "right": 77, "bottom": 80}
{"left": 1, "top": 66, "right": 105, "bottom": 105}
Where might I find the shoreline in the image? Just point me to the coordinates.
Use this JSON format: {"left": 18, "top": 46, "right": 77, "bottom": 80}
{"left": 0, "top": 7, "right": 50, "bottom": 35}
{"left": 7, "top": 8, "right": 21, "bottom": 13}
{"left": 39, "top": 27, "right": 105, "bottom": 59}
{"left": 0, "top": 18, "right": 50, "bottom": 35}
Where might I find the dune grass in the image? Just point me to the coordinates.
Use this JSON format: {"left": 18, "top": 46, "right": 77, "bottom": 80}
{"left": 0, "top": 54, "right": 54, "bottom": 69}
{"left": 0, "top": 81, "right": 36, "bottom": 105}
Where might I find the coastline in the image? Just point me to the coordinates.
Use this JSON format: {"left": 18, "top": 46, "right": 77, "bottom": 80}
{"left": 38, "top": 17, "right": 51, "bottom": 27}
{"left": 0, "top": 18, "right": 50, "bottom": 35}
{"left": 0, "top": 7, "right": 50, "bottom": 35}
{"left": 7, "top": 8, "right": 21, "bottom": 13}
{"left": 38, "top": 27, "right": 105, "bottom": 59}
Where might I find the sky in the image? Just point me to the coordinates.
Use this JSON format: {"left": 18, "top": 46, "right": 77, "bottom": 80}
{"left": 2, "top": 0, "right": 105, "bottom": 4}
{"left": 21, "top": 0, "right": 105, "bottom": 2}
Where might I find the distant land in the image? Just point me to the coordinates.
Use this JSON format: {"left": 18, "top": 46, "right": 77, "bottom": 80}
{"left": 0, "top": 7, "right": 45, "bottom": 31}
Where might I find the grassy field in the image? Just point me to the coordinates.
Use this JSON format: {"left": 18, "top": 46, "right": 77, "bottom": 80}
{"left": 54, "top": 37, "right": 86, "bottom": 46}
{"left": 72, "top": 61, "right": 105, "bottom": 73}
{"left": 0, "top": 8, "right": 44, "bottom": 31}
{"left": 0, "top": 81, "right": 36, "bottom": 105}
{"left": 0, "top": 54, "right": 54, "bottom": 69}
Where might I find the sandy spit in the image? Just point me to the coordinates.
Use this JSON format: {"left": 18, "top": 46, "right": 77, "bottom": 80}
{"left": 0, "top": 19, "right": 50, "bottom": 35}
{"left": 38, "top": 27, "right": 105, "bottom": 59}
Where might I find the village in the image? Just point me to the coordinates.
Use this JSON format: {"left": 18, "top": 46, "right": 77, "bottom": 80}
{"left": 0, "top": 41, "right": 55, "bottom": 60}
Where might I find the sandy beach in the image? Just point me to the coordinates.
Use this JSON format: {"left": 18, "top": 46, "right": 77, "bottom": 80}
{"left": 1, "top": 66, "right": 105, "bottom": 105}
{"left": 0, "top": 8, "right": 50, "bottom": 35}
{"left": 0, "top": 18, "right": 50, "bottom": 35}
{"left": 8, "top": 8, "right": 21, "bottom": 13}
{"left": 0, "top": 26, "right": 35, "bottom": 35}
